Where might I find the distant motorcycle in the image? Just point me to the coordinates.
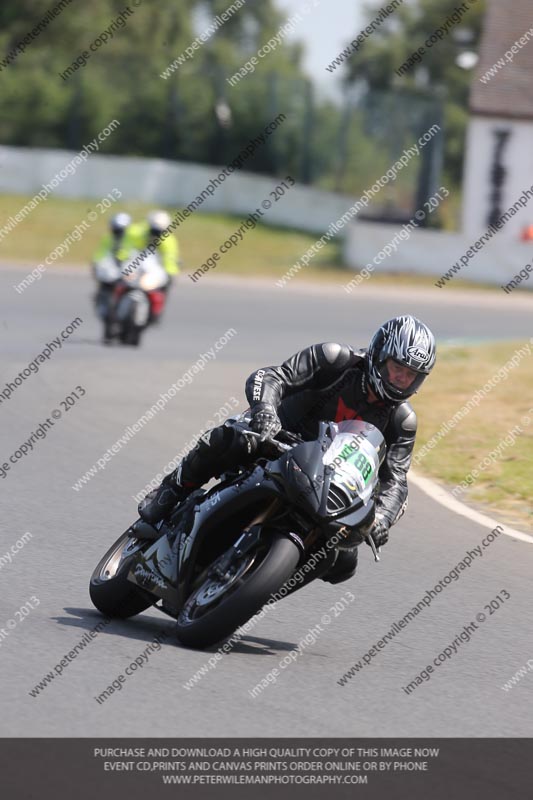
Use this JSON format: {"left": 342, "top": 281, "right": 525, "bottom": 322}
{"left": 89, "top": 419, "right": 385, "bottom": 649}
{"left": 92, "top": 253, "right": 120, "bottom": 323}
{"left": 100, "top": 251, "right": 169, "bottom": 346}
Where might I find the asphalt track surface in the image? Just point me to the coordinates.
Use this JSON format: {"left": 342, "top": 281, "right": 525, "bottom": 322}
{"left": 1, "top": 265, "right": 533, "bottom": 737}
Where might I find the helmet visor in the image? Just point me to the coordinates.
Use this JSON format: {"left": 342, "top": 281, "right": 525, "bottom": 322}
{"left": 378, "top": 358, "right": 427, "bottom": 399}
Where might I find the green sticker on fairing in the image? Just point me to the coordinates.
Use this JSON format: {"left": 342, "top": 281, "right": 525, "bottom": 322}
{"left": 344, "top": 449, "right": 373, "bottom": 484}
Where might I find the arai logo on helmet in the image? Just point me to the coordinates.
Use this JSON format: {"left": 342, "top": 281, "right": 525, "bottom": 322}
{"left": 407, "top": 345, "right": 429, "bottom": 364}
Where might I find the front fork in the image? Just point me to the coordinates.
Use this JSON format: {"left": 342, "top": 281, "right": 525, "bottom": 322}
{"left": 209, "top": 498, "right": 283, "bottom": 580}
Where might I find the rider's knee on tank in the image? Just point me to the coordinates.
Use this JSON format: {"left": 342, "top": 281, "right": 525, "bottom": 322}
{"left": 179, "top": 416, "right": 260, "bottom": 487}
{"left": 190, "top": 421, "right": 258, "bottom": 461}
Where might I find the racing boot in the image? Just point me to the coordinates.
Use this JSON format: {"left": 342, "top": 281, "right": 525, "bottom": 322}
{"left": 138, "top": 465, "right": 197, "bottom": 525}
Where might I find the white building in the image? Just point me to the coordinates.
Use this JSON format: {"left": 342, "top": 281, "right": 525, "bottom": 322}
{"left": 344, "top": 0, "right": 533, "bottom": 288}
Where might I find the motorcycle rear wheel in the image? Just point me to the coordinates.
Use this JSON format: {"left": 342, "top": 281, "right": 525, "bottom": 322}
{"left": 175, "top": 533, "right": 300, "bottom": 648}
{"left": 90, "top": 532, "right": 154, "bottom": 618}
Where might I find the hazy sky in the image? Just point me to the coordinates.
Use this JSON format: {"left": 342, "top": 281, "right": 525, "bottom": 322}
{"left": 274, "top": 0, "right": 363, "bottom": 98}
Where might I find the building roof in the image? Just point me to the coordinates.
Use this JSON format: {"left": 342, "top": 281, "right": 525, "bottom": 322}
{"left": 471, "top": 0, "right": 533, "bottom": 119}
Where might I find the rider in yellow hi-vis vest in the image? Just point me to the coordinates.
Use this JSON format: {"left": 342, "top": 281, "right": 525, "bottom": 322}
{"left": 92, "top": 212, "right": 132, "bottom": 263}
{"left": 121, "top": 210, "right": 180, "bottom": 277}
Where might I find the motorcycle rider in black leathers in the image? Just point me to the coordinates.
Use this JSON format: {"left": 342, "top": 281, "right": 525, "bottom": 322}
{"left": 139, "top": 315, "right": 437, "bottom": 584}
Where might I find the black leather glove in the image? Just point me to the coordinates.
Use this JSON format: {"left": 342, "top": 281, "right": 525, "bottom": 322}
{"left": 367, "top": 516, "right": 390, "bottom": 549}
{"left": 250, "top": 402, "right": 281, "bottom": 441}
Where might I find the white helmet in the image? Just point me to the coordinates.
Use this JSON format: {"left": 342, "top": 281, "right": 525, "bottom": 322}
{"left": 147, "top": 210, "right": 171, "bottom": 236}
{"left": 109, "top": 212, "right": 131, "bottom": 236}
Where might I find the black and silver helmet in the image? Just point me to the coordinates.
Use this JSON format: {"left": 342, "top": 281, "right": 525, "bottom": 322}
{"left": 367, "top": 315, "right": 436, "bottom": 402}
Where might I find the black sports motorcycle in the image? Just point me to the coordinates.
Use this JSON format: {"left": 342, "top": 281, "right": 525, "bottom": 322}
{"left": 89, "top": 419, "right": 386, "bottom": 648}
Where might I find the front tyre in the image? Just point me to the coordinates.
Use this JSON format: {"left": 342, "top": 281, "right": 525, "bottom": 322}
{"left": 120, "top": 321, "right": 142, "bottom": 346}
{"left": 90, "top": 532, "right": 154, "bottom": 618}
{"left": 176, "top": 533, "right": 300, "bottom": 648}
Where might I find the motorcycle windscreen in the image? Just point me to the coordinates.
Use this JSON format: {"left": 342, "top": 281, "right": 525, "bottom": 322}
{"left": 121, "top": 251, "right": 168, "bottom": 290}
{"left": 322, "top": 420, "right": 383, "bottom": 506}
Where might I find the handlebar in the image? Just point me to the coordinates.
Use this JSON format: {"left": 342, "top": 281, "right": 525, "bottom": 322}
{"left": 246, "top": 428, "right": 303, "bottom": 453}
{"left": 275, "top": 428, "right": 305, "bottom": 446}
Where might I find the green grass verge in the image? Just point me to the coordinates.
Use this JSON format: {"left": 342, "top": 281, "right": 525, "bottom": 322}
{"left": 0, "top": 193, "right": 343, "bottom": 280}
{"left": 0, "top": 193, "right": 502, "bottom": 290}
{"left": 412, "top": 341, "right": 533, "bottom": 531}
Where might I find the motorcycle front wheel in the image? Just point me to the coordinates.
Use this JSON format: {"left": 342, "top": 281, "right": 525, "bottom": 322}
{"left": 120, "top": 321, "right": 142, "bottom": 346}
{"left": 175, "top": 533, "right": 300, "bottom": 648}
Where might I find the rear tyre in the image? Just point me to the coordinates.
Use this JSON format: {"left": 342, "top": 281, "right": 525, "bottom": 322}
{"left": 176, "top": 533, "right": 300, "bottom": 648}
{"left": 90, "top": 533, "right": 154, "bottom": 618}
